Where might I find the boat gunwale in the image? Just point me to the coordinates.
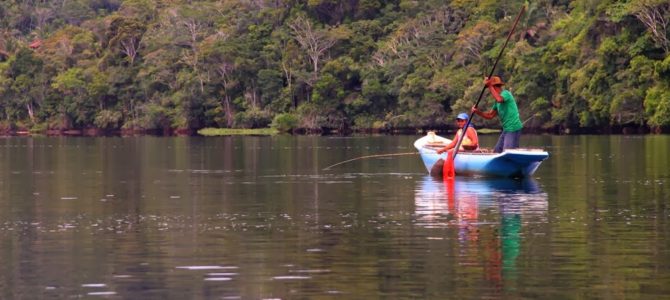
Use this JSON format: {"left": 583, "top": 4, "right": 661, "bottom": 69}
{"left": 421, "top": 144, "right": 547, "bottom": 156}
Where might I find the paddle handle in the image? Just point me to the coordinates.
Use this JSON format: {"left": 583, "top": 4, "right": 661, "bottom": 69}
{"left": 452, "top": 5, "right": 526, "bottom": 159}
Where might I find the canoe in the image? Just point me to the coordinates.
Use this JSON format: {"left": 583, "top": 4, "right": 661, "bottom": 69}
{"left": 414, "top": 132, "right": 549, "bottom": 178}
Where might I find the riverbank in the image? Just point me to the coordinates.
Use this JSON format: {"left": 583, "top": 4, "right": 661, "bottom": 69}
{"left": 0, "top": 125, "right": 665, "bottom": 137}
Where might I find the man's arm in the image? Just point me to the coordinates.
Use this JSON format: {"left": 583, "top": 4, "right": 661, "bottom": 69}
{"left": 472, "top": 106, "right": 498, "bottom": 119}
{"left": 436, "top": 138, "right": 457, "bottom": 154}
{"left": 487, "top": 85, "right": 503, "bottom": 102}
{"left": 484, "top": 78, "right": 504, "bottom": 102}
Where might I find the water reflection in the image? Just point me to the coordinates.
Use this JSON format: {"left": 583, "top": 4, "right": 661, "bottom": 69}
{"left": 2, "top": 135, "right": 668, "bottom": 298}
{"left": 414, "top": 176, "right": 548, "bottom": 289}
{"left": 415, "top": 176, "right": 547, "bottom": 226}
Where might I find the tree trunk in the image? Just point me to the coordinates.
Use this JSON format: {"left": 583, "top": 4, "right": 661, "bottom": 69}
{"left": 223, "top": 95, "right": 234, "bottom": 127}
{"left": 26, "top": 103, "right": 35, "bottom": 123}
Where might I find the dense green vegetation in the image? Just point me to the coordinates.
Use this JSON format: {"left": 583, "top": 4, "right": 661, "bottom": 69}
{"left": 0, "top": 0, "right": 668, "bottom": 135}
{"left": 197, "top": 127, "right": 277, "bottom": 136}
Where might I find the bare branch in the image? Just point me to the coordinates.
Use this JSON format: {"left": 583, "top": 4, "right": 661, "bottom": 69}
{"left": 289, "top": 16, "right": 337, "bottom": 75}
{"left": 120, "top": 37, "right": 141, "bottom": 64}
{"left": 631, "top": 1, "right": 670, "bottom": 54}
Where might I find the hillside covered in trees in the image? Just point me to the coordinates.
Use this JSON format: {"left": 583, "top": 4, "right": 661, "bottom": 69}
{"left": 0, "top": 0, "right": 668, "bottom": 135}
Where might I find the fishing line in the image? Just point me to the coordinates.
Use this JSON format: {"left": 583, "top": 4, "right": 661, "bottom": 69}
{"left": 322, "top": 152, "right": 418, "bottom": 170}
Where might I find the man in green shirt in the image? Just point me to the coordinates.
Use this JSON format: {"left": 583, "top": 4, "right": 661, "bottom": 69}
{"left": 472, "top": 76, "right": 523, "bottom": 153}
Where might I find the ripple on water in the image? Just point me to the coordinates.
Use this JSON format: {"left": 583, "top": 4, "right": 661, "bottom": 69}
{"left": 176, "top": 265, "right": 239, "bottom": 270}
{"left": 289, "top": 269, "right": 331, "bottom": 274}
{"left": 204, "top": 277, "right": 232, "bottom": 281}
{"left": 207, "top": 273, "right": 238, "bottom": 276}
{"left": 272, "top": 276, "right": 311, "bottom": 280}
{"left": 87, "top": 291, "right": 117, "bottom": 296}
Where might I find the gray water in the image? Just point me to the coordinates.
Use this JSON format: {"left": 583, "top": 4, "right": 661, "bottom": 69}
{"left": 0, "top": 134, "right": 668, "bottom": 299}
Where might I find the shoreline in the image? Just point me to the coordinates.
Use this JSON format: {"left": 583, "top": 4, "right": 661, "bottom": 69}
{"left": 1, "top": 125, "right": 666, "bottom": 137}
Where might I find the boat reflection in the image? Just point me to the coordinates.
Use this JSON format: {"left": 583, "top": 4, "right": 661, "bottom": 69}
{"left": 414, "top": 176, "right": 547, "bottom": 227}
{"left": 414, "top": 176, "right": 548, "bottom": 290}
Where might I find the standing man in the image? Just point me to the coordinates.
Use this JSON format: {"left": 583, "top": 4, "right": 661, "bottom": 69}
{"left": 471, "top": 76, "right": 523, "bottom": 153}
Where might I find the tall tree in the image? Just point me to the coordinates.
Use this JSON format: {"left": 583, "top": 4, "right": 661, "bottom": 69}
{"left": 288, "top": 15, "right": 337, "bottom": 79}
{"left": 629, "top": 0, "right": 670, "bottom": 54}
{"left": 107, "top": 16, "right": 147, "bottom": 65}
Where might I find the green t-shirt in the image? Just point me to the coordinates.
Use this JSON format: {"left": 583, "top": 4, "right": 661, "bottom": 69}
{"left": 491, "top": 90, "right": 523, "bottom": 132}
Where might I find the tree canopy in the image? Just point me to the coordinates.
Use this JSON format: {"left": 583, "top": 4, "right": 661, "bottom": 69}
{"left": 0, "top": 0, "right": 668, "bottom": 134}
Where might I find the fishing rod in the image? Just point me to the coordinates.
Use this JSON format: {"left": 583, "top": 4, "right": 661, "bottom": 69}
{"left": 322, "top": 152, "right": 418, "bottom": 170}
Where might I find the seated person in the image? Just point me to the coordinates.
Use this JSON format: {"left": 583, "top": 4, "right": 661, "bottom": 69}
{"left": 437, "top": 113, "right": 479, "bottom": 154}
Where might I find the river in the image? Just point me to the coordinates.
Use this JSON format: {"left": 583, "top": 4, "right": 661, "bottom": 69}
{"left": 0, "top": 134, "right": 668, "bottom": 299}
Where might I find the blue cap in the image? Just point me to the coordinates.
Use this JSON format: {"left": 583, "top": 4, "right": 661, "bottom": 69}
{"left": 456, "top": 113, "right": 469, "bottom": 120}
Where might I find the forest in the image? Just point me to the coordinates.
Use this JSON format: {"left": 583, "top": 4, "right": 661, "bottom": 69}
{"left": 0, "top": 0, "right": 668, "bottom": 135}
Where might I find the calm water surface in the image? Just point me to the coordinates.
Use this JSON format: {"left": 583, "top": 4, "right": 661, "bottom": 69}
{"left": 0, "top": 135, "right": 668, "bottom": 299}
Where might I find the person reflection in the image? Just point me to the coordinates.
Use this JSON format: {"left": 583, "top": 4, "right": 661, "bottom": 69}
{"left": 500, "top": 198, "right": 522, "bottom": 281}
{"left": 494, "top": 179, "right": 546, "bottom": 290}
{"left": 413, "top": 176, "right": 479, "bottom": 232}
{"left": 414, "top": 176, "right": 451, "bottom": 228}
{"left": 413, "top": 176, "right": 480, "bottom": 233}
{"left": 415, "top": 176, "right": 547, "bottom": 291}
{"left": 446, "top": 178, "right": 479, "bottom": 246}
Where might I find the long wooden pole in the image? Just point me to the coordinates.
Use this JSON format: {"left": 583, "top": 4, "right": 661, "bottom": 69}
{"left": 452, "top": 5, "right": 526, "bottom": 160}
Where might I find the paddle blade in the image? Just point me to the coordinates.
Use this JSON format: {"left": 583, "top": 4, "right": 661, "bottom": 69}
{"left": 444, "top": 150, "right": 456, "bottom": 178}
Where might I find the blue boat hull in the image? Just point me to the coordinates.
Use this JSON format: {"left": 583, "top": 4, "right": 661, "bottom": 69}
{"left": 414, "top": 134, "right": 549, "bottom": 178}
